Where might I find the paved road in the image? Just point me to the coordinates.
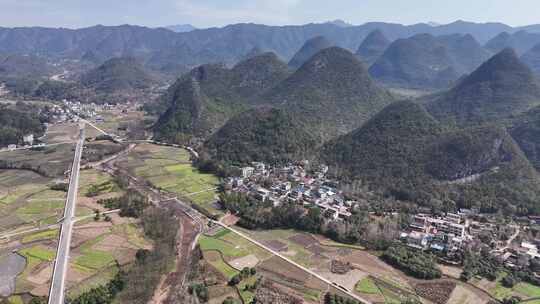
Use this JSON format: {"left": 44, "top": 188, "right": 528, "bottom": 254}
{"left": 47, "top": 124, "right": 85, "bottom": 304}
{"left": 212, "top": 220, "right": 372, "bottom": 304}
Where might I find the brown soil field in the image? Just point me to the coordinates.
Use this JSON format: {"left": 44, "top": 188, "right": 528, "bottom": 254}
{"left": 439, "top": 264, "right": 463, "bottom": 279}
{"left": 321, "top": 269, "right": 367, "bottom": 291}
{"left": 306, "top": 244, "right": 326, "bottom": 255}
{"left": 66, "top": 263, "right": 94, "bottom": 285}
{"left": 26, "top": 263, "right": 52, "bottom": 285}
{"left": 447, "top": 285, "right": 490, "bottom": 304}
{"left": 220, "top": 214, "right": 239, "bottom": 226}
{"left": 258, "top": 256, "right": 309, "bottom": 285}
{"left": 288, "top": 234, "right": 319, "bottom": 247}
{"left": 207, "top": 285, "right": 238, "bottom": 302}
{"left": 30, "top": 283, "right": 49, "bottom": 297}
{"left": 229, "top": 254, "right": 259, "bottom": 270}
{"left": 414, "top": 280, "right": 457, "bottom": 304}
{"left": 93, "top": 234, "right": 138, "bottom": 251}
{"left": 44, "top": 123, "right": 79, "bottom": 143}
{"left": 113, "top": 248, "right": 138, "bottom": 266}
{"left": 304, "top": 274, "right": 330, "bottom": 291}
{"left": 340, "top": 250, "right": 411, "bottom": 288}
{"left": 263, "top": 240, "right": 288, "bottom": 252}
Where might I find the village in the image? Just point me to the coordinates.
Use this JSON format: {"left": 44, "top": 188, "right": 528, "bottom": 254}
{"left": 224, "top": 160, "right": 540, "bottom": 279}
{"left": 0, "top": 99, "right": 133, "bottom": 151}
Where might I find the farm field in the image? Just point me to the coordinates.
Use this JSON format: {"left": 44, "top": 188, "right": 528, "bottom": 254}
{"left": 233, "top": 227, "right": 497, "bottom": 304}
{"left": 472, "top": 272, "right": 540, "bottom": 302}
{"left": 42, "top": 122, "right": 79, "bottom": 144}
{"left": 85, "top": 107, "right": 155, "bottom": 140}
{"left": 0, "top": 143, "right": 75, "bottom": 177}
{"left": 117, "top": 143, "right": 222, "bottom": 217}
{"left": 197, "top": 227, "right": 340, "bottom": 304}
{"left": 0, "top": 169, "right": 66, "bottom": 233}
{"left": 0, "top": 167, "right": 150, "bottom": 301}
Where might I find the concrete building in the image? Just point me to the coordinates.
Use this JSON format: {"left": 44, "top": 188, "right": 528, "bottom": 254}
{"left": 23, "top": 134, "right": 34, "bottom": 146}
{"left": 241, "top": 167, "right": 255, "bottom": 178}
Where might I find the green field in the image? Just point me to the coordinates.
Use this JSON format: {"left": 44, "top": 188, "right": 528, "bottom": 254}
{"left": 0, "top": 169, "right": 67, "bottom": 232}
{"left": 199, "top": 235, "right": 248, "bottom": 257}
{"left": 16, "top": 199, "right": 65, "bottom": 222}
{"left": 514, "top": 282, "right": 540, "bottom": 298}
{"left": 79, "top": 169, "right": 119, "bottom": 197}
{"left": 356, "top": 277, "right": 381, "bottom": 295}
{"left": 232, "top": 227, "right": 320, "bottom": 267}
{"left": 21, "top": 229, "right": 59, "bottom": 243}
{"left": 74, "top": 235, "right": 115, "bottom": 271}
{"left": 7, "top": 295, "right": 23, "bottom": 304}
{"left": 19, "top": 245, "right": 56, "bottom": 261}
{"left": 120, "top": 144, "right": 221, "bottom": 216}
{"left": 199, "top": 229, "right": 273, "bottom": 280}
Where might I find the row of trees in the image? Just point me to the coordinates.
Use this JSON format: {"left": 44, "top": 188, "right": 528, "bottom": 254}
{"left": 97, "top": 191, "right": 149, "bottom": 218}
{"left": 381, "top": 243, "right": 442, "bottom": 280}
{"left": 220, "top": 192, "right": 400, "bottom": 249}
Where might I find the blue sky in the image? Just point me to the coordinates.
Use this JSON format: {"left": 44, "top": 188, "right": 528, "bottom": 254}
{"left": 1, "top": 0, "right": 539, "bottom": 28}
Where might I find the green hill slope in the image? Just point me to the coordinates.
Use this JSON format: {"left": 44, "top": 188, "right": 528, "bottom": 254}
{"left": 428, "top": 48, "right": 540, "bottom": 124}
{"left": 81, "top": 57, "right": 155, "bottom": 93}
{"left": 204, "top": 107, "right": 318, "bottom": 165}
{"left": 320, "top": 100, "right": 442, "bottom": 184}
{"left": 265, "top": 47, "right": 395, "bottom": 142}
{"left": 153, "top": 53, "right": 290, "bottom": 143}
{"left": 510, "top": 105, "right": 540, "bottom": 171}
{"left": 288, "top": 36, "right": 333, "bottom": 69}
{"left": 321, "top": 100, "right": 540, "bottom": 214}
{"left": 355, "top": 29, "right": 390, "bottom": 67}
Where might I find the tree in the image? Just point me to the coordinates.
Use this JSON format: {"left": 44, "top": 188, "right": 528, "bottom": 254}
{"left": 229, "top": 274, "right": 241, "bottom": 286}
{"left": 502, "top": 275, "right": 518, "bottom": 288}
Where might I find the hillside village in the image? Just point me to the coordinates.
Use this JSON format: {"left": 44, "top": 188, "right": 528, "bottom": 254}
{"left": 225, "top": 160, "right": 540, "bottom": 279}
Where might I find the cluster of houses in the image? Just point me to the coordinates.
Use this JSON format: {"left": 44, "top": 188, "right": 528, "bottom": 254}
{"left": 493, "top": 241, "right": 540, "bottom": 270}
{"left": 62, "top": 100, "right": 108, "bottom": 120}
{"left": 399, "top": 211, "right": 540, "bottom": 271}
{"left": 225, "top": 161, "right": 357, "bottom": 220}
{"left": 400, "top": 213, "right": 468, "bottom": 258}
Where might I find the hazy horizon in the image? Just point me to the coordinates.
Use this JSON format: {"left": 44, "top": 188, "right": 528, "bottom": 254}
{"left": 1, "top": 0, "right": 539, "bottom": 29}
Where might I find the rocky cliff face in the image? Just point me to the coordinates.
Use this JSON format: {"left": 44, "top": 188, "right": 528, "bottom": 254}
{"left": 425, "top": 127, "right": 514, "bottom": 181}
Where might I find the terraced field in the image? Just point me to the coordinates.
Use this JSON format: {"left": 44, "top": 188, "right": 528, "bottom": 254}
{"left": 0, "top": 170, "right": 66, "bottom": 232}
{"left": 473, "top": 272, "right": 540, "bottom": 303}
{"left": 117, "top": 143, "right": 221, "bottom": 217}
{"left": 0, "top": 167, "right": 150, "bottom": 300}
{"left": 198, "top": 228, "right": 340, "bottom": 304}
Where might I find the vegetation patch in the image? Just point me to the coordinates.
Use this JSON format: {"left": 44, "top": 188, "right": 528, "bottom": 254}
{"left": 75, "top": 235, "right": 115, "bottom": 270}
{"left": 355, "top": 277, "right": 381, "bottom": 295}
{"left": 19, "top": 245, "right": 55, "bottom": 261}
{"left": 381, "top": 243, "right": 441, "bottom": 280}
{"left": 21, "top": 229, "right": 59, "bottom": 243}
{"left": 199, "top": 235, "right": 247, "bottom": 258}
